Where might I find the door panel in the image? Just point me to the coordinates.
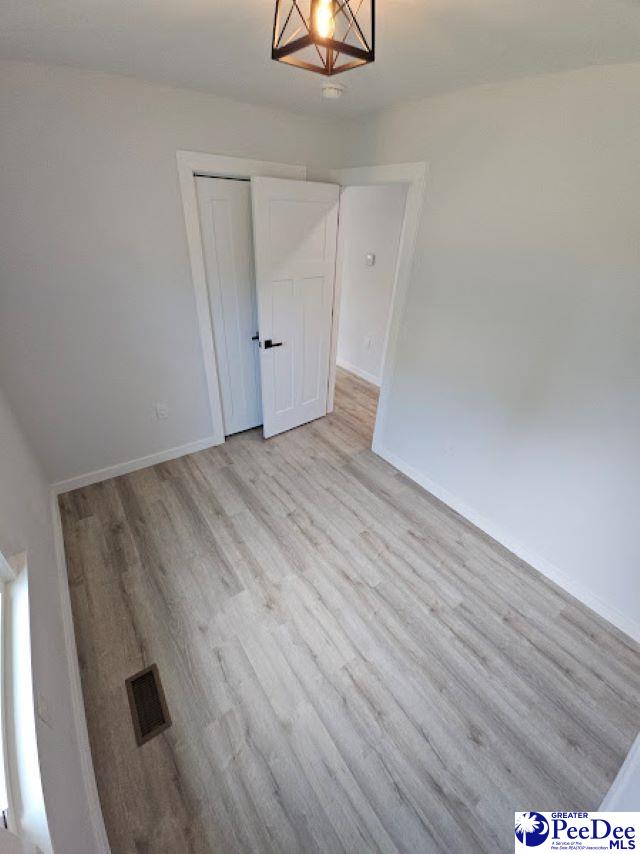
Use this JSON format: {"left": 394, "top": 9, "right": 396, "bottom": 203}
{"left": 301, "top": 276, "right": 324, "bottom": 404}
{"left": 196, "top": 177, "right": 262, "bottom": 435}
{"left": 272, "top": 278, "right": 295, "bottom": 414}
{"left": 251, "top": 177, "right": 339, "bottom": 438}
{"left": 270, "top": 200, "right": 329, "bottom": 264}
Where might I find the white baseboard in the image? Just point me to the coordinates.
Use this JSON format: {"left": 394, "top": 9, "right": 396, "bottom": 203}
{"left": 50, "top": 491, "right": 111, "bottom": 853}
{"left": 336, "top": 358, "right": 381, "bottom": 388}
{"left": 600, "top": 734, "right": 640, "bottom": 810}
{"left": 51, "top": 435, "right": 219, "bottom": 494}
{"left": 373, "top": 440, "right": 640, "bottom": 645}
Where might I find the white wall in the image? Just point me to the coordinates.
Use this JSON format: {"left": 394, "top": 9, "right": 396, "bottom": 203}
{"left": 0, "top": 386, "right": 97, "bottom": 853}
{"left": 342, "top": 62, "right": 640, "bottom": 640}
{"left": 336, "top": 184, "right": 408, "bottom": 385}
{"left": 0, "top": 60, "right": 343, "bottom": 486}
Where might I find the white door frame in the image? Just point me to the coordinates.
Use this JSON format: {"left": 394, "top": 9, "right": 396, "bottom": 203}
{"left": 326, "top": 162, "right": 427, "bottom": 451}
{"left": 176, "top": 151, "right": 306, "bottom": 444}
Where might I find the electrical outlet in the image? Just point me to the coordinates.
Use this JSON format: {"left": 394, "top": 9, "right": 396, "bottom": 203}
{"left": 154, "top": 403, "right": 169, "bottom": 420}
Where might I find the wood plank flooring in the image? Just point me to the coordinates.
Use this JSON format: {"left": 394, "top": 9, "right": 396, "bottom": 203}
{"left": 60, "top": 368, "right": 640, "bottom": 854}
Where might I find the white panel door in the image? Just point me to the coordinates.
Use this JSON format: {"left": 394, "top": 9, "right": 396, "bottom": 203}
{"left": 251, "top": 177, "right": 339, "bottom": 438}
{"left": 196, "top": 177, "right": 262, "bottom": 435}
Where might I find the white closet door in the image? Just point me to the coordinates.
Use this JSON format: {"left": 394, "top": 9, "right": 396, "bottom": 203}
{"left": 251, "top": 177, "right": 339, "bottom": 438}
{"left": 196, "top": 177, "right": 262, "bottom": 435}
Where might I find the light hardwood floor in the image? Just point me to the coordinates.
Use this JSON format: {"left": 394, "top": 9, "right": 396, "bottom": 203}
{"left": 60, "top": 369, "right": 640, "bottom": 854}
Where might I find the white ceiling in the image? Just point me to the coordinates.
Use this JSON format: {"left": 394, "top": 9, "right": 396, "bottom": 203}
{"left": 2, "top": 0, "right": 640, "bottom": 116}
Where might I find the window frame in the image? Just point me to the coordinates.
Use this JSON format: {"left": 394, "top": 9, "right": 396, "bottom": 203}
{"left": 0, "top": 552, "right": 16, "bottom": 831}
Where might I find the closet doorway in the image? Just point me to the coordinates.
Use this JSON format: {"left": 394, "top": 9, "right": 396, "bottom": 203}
{"left": 188, "top": 162, "right": 339, "bottom": 440}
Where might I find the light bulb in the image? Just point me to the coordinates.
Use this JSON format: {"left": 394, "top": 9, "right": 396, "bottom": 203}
{"left": 314, "top": 0, "right": 335, "bottom": 39}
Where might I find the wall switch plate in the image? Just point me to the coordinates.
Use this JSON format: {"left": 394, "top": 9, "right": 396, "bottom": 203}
{"left": 365, "top": 252, "right": 376, "bottom": 267}
{"left": 154, "top": 403, "right": 169, "bottom": 420}
{"left": 364, "top": 336, "right": 372, "bottom": 351}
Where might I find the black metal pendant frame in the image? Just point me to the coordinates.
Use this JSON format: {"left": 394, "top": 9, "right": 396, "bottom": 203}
{"left": 272, "top": 0, "right": 375, "bottom": 76}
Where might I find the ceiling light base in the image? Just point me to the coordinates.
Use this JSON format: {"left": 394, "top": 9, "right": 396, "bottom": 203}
{"left": 322, "top": 83, "right": 345, "bottom": 99}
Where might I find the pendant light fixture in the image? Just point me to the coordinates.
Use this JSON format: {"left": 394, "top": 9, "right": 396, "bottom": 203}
{"left": 272, "top": 0, "right": 375, "bottom": 76}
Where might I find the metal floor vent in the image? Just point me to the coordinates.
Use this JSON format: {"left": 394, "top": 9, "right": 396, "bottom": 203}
{"left": 125, "top": 664, "right": 172, "bottom": 746}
